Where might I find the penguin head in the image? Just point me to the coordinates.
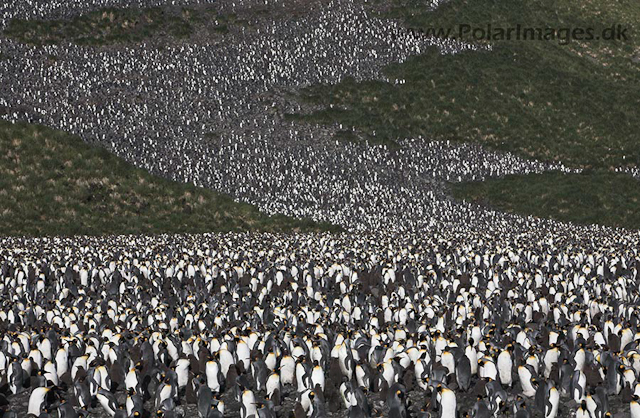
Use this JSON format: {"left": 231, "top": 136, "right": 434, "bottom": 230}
{"left": 156, "top": 410, "right": 164, "bottom": 417}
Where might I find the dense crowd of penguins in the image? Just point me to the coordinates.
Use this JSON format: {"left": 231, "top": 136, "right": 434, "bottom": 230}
{"left": 2, "top": 0, "right": 640, "bottom": 417}
{"left": 3, "top": 231, "right": 640, "bottom": 418}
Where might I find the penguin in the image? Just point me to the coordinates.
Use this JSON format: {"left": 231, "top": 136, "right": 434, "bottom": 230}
{"left": 7, "top": 360, "right": 23, "bottom": 395}
{"left": 378, "top": 360, "right": 396, "bottom": 388}
{"left": 558, "top": 358, "right": 573, "bottom": 395}
{"left": 211, "top": 395, "right": 225, "bottom": 416}
{"left": 266, "top": 370, "right": 281, "bottom": 404}
{"left": 126, "top": 388, "right": 144, "bottom": 417}
{"left": 387, "top": 388, "right": 406, "bottom": 418}
{"left": 571, "top": 370, "right": 587, "bottom": 402}
{"left": 28, "top": 387, "right": 52, "bottom": 417}
{"left": 545, "top": 385, "right": 560, "bottom": 418}
{"left": 455, "top": 354, "right": 471, "bottom": 392}
{"left": 590, "top": 386, "right": 609, "bottom": 418}
{"left": 631, "top": 394, "right": 640, "bottom": 418}
{"left": 207, "top": 405, "right": 224, "bottom": 418}
{"left": 125, "top": 363, "right": 141, "bottom": 392}
{"left": 471, "top": 397, "right": 492, "bottom": 418}
{"left": 311, "top": 361, "right": 325, "bottom": 392}
{"left": 198, "top": 383, "right": 213, "bottom": 418}
{"left": 437, "top": 385, "right": 457, "bottom": 418}
{"left": 280, "top": 355, "right": 296, "bottom": 386}
{"left": 576, "top": 400, "right": 590, "bottom": 418}
{"left": 205, "top": 357, "right": 222, "bottom": 393}
{"left": 355, "top": 361, "right": 372, "bottom": 391}
{"left": 518, "top": 365, "right": 537, "bottom": 397}
{"left": 512, "top": 396, "right": 529, "bottom": 418}
{"left": 441, "top": 350, "right": 455, "bottom": 376}
{"left": 308, "top": 390, "right": 326, "bottom": 418}
{"left": 155, "top": 376, "right": 175, "bottom": 410}
{"left": 73, "top": 378, "right": 92, "bottom": 410}
{"left": 497, "top": 344, "right": 514, "bottom": 388}
{"left": 296, "top": 356, "right": 313, "bottom": 393}
{"left": 240, "top": 389, "right": 257, "bottom": 418}
{"left": 478, "top": 358, "right": 497, "bottom": 381}
{"left": 348, "top": 405, "right": 369, "bottom": 418}
{"left": 352, "top": 386, "right": 371, "bottom": 417}
{"left": 97, "top": 388, "right": 120, "bottom": 417}
{"left": 57, "top": 402, "right": 81, "bottom": 418}
{"left": 414, "top": 352, "right": 430, "bottom": 390}
{"left": 514, "top": 403, "right": 531, "bottom": 418}
{"left": 255, "top": 402, "right": 276, "bottom": 418}
{"left": 253, "top": 356, "right": 270, "bottom": 393}
{"left": 340, "top": 379, "right": 356, "bottom": 409}
{"left": 174, "top": 358, "right": 190, "bottom": 391}
{"left": 485, "top": 380, "right": 507, "bottom": 415}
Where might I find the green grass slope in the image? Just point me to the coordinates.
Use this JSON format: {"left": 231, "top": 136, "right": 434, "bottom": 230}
{"left": 0, "top": 121, "right": 340, "bottom": 237}
{"left": 450, "top": 171, "right": 640, "bottom": 230}
{"left": 293, "top": 0, "right": 639, "bottom": 169}
{"left": 3, "top": 5, "right": 236, "bottom": 46}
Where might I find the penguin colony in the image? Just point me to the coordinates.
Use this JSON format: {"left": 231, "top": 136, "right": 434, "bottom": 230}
{"left": 2, "top": 231, "right": 640, "bottom": 418}
{"left": 0, "top": 0, "right": 579, "bottom": 233}
{"left": 2, "top": 0, "right": 640, "bottom": 417}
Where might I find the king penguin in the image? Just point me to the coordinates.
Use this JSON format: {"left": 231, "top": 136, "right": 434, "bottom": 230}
{"left": 28, "top": 387, "right": 52, "bottom": 417}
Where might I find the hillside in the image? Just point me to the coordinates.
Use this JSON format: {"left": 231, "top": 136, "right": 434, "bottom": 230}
{"left": 290, "top": 0, "right": 640, "bottom": 228}
{"left": 0, "top": 121, "right": 340, "bottom": 236}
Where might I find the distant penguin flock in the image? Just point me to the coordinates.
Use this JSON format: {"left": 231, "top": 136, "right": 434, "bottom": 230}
{"left": 0, "top": 0, "right": 580, "bottom": 235}
{"left": 0, "top": 231, "right": 639, "bottom": 417}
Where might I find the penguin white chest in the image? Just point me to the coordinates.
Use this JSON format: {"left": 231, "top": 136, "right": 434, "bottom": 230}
{"left": 311, "top": 366, "right": 325, "bottom": 390}
{"left": 440, "top": 389, "right": 456, "bottom": 418}
{"left": 497, "top": 351, "right": 513, "bottom": 385}
{"left": 206, "top": 361, "right": 221, "bottom": 392}
{"left": 241, "top": 390, "right": 257, "bottom": 418}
